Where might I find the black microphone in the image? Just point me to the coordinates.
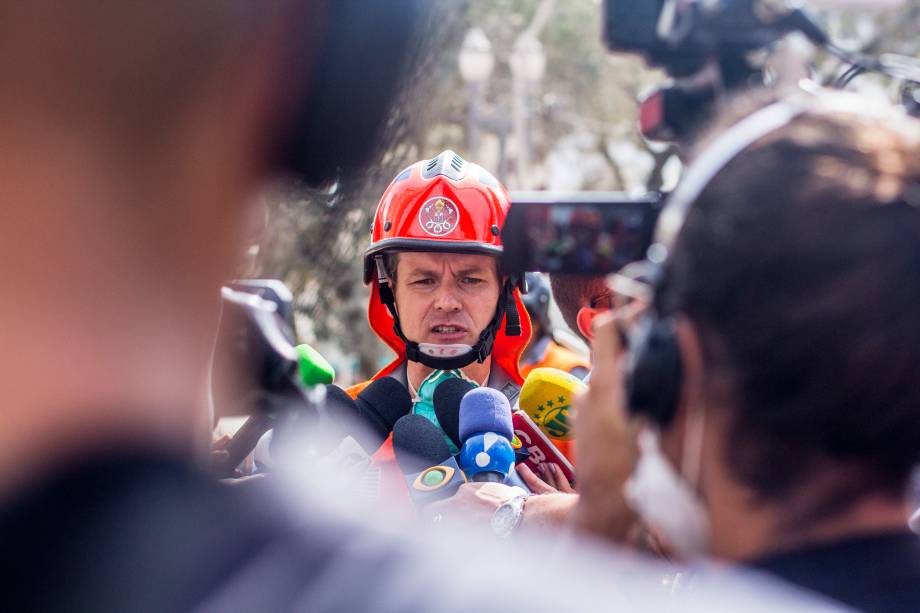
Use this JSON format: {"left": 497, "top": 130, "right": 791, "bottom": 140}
{"left": 393, "top": 414, "right": 467, "bottom": 507}
{"left": 433, "top": 378, "right": 474, "bottom": 449}
{"left": 308, "top": 384, "right": 363, "bottom": 454}
{"left": 355, "top": 377, "right": 413, "bottom": 447}
{"left": 320, "top": 378, "right": 412, "bottom": 454}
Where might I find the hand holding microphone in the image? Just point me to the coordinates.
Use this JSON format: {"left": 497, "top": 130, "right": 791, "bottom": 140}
{"left": 429, "top": 384, "right": 584, "bottom": 535}
{"left": 511, "top": 411, "right": 576, "bottom": 486}
{"left": 513, "top": 367, "right": 583, "bottom": 485}
{"left": 432, "top": 372, "right": 578, "bottom": 488}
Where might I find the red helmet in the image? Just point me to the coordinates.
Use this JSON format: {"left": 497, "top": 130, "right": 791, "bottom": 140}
{"left": 363, "top": 150, "right": 531, "bottom": 380}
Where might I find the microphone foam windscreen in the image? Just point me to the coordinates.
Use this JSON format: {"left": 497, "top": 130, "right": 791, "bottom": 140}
{"left": 433, "top": 378, "right": 474, "bottom": 449}
{"left": 356, "top": 377, "right": 413, "bottom": 433}
{"left": 296, "top": 343, "right": 336, "bottom": 386}
{"left": 519, "top": 367, "right": 586, "bottom": 441}
{"left": 392, "top": 414, "right": 454, "bottom": 475}
{"left": 317, "top": 384, "right": 389, "bottom": 454}
{"left": 320, "top": 384, "right": 358, "bottom": 432}
{"left": 458, "top": 388, "right": 513, "bottom": 442}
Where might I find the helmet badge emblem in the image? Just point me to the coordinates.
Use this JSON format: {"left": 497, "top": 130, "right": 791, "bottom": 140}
{"left": 418, "top": 197, "right": 459, "bottom": 237}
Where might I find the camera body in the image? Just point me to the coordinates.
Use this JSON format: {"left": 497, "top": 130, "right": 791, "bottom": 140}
{"left": 602, "top": 0, "right": 802, "bottom": 141}
{"left": 210, "top": 283, "right": 303, "bottom": 423}
{"left": 602, "top": 0, "right": 788, "bottom": 77}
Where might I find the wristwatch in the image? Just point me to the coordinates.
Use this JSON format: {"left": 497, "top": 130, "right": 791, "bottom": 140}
{"left": 491, "top": 494, "right": 528, "bottom": 538}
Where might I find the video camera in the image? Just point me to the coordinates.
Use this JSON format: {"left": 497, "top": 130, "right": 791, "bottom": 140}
{"left": 500, "top": 1, "right": 920, "bottom": 277}
{"left": 601, "top": 0, "right": 828, "bottom": 142}
{"left": 209, "top": 281, "right": 315, "bottom": 476}
{"left": 501, "top": 2, "right": 824, "bottom": 277}
{"left": 501, "top": 191, "right": 662, "bottom": 277}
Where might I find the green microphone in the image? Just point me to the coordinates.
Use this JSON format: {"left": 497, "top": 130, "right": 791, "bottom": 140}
{"left": 296, "top": 343, "right": 335, "bottom": 386}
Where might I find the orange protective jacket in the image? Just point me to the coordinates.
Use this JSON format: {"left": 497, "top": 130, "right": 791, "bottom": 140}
{"left": 520, "top": 340, "right": 591, "bottom": 379}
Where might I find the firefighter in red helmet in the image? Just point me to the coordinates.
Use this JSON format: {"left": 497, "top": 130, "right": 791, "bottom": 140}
{"left": 348, "top": 150, "right": 532, "bottom": 499}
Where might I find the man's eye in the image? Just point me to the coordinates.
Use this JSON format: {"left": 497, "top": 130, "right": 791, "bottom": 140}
{"left": 411, "top": 278, "right": 434, "bottom": 286}
{"left": 462, "top": 277, "right": 484, "bottom": 285}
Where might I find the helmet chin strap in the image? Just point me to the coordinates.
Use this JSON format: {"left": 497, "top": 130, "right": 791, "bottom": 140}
{"left": 374, "top": 256, "right": 520, "bottom": 370}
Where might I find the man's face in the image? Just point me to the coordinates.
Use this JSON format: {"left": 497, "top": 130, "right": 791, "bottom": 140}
{"left": 392, "top": 252, "right": 500, "bottom": 347}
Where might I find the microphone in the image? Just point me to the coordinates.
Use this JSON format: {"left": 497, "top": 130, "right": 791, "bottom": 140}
{"left": 457, "top": 388, "right": 517, "bottom": 483}
{"left": 356, "top": 377, "right": 413, "bottom": 444}
{"left": 435, "top": 381, "right": 531, "bottom": 491}
{"left": 296, "top": 343, "right": 335, "bottom": 388}
{"left": 321, "top": 378, "right": 413, "bottom": 454}
{"left": 309, "top": 384, "right": 362, "bottom": 454}
{"left": 433, "top": 377, "right": 474, "bottom": 449}
{"left": 512, "top": 410, "right": 576, "bottom": 486}
{"left": 393, "top": 414, "right": 467, "bottom": 507}
{"left": 518, "top": 367, "right": 585, "bottom": 441}
{"left": 518, "top": 366, "right": 585, "bottom": 465}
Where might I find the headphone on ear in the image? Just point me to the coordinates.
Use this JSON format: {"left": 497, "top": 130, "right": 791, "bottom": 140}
{"left": 625, "top": 100, "right": 806, "bottom": 427}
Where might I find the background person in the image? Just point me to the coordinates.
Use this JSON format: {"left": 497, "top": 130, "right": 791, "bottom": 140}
{"left": 348, "top": 150, "right": 533, "bottom": 500}
{"left": 519, "top": 273, "right": 591, "bottom": 379}
{"left": 549, "top": 274, "right": 613, "bottom": 345}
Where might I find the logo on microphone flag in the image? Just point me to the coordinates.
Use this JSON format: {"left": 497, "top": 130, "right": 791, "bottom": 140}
{"left": 520, "top": 368, "right": 587, "bottom": 441}
{"left": 413, "top": 465, "right": 458, "bottom": 492}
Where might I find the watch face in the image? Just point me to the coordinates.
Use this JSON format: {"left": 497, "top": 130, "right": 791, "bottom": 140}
{"left": 491, "top": 497, "right": 524, "bottom": 537}
{"left": 491, "top": 505, "right": 514, "bottom": 536}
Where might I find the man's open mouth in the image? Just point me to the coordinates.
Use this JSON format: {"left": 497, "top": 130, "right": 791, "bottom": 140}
{"left": 431, "top": 325, "right": 466, "bottom": 334}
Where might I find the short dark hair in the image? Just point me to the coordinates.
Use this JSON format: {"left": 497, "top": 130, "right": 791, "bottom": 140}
{"left": 662, "top": 93, "right": 920, "bottom": 515}
{"left": 549, "top": 275, "right": 609, "bottom": 341}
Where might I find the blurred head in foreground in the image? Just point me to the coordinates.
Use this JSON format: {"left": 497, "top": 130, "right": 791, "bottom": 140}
{"left": 0, "top": 0, "right": 419, "bottom": 494}
{"left": 640, "top": 90, "right": 920, "bottom": 562}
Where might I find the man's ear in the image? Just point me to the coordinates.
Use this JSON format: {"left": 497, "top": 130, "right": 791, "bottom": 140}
{"left": 576, "top": 306, "right": 603, "bottom": 342}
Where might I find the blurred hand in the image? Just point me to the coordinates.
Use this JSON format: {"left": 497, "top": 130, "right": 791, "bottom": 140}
{"left": 210, "top": 431, "right": 255, "bottom": 476}
{"left": 573, "top": 308, "right": 641, "bottom": 543}
{"left": 626, "top": 519, "right": 676, "bottom": 561}
{"left": 517, "top": 463, "right": 575, "bottom": 494}
{"left": 211, "top": 433, "right": 232, "bottom": 465}
{"left": 426, "top": 474, "right": 580, "bottom": 534}
{"left": 426, "top": 482, "right": 526, "bottom": 528}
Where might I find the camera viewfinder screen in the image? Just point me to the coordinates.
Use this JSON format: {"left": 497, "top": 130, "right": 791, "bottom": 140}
{"left": 501, "top": 194, "right": 661, "bottom": 275}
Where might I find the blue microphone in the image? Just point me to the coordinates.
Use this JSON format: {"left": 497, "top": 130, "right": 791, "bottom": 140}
{"left": 457, "top": 388, "right": 517, "bottom": 483}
